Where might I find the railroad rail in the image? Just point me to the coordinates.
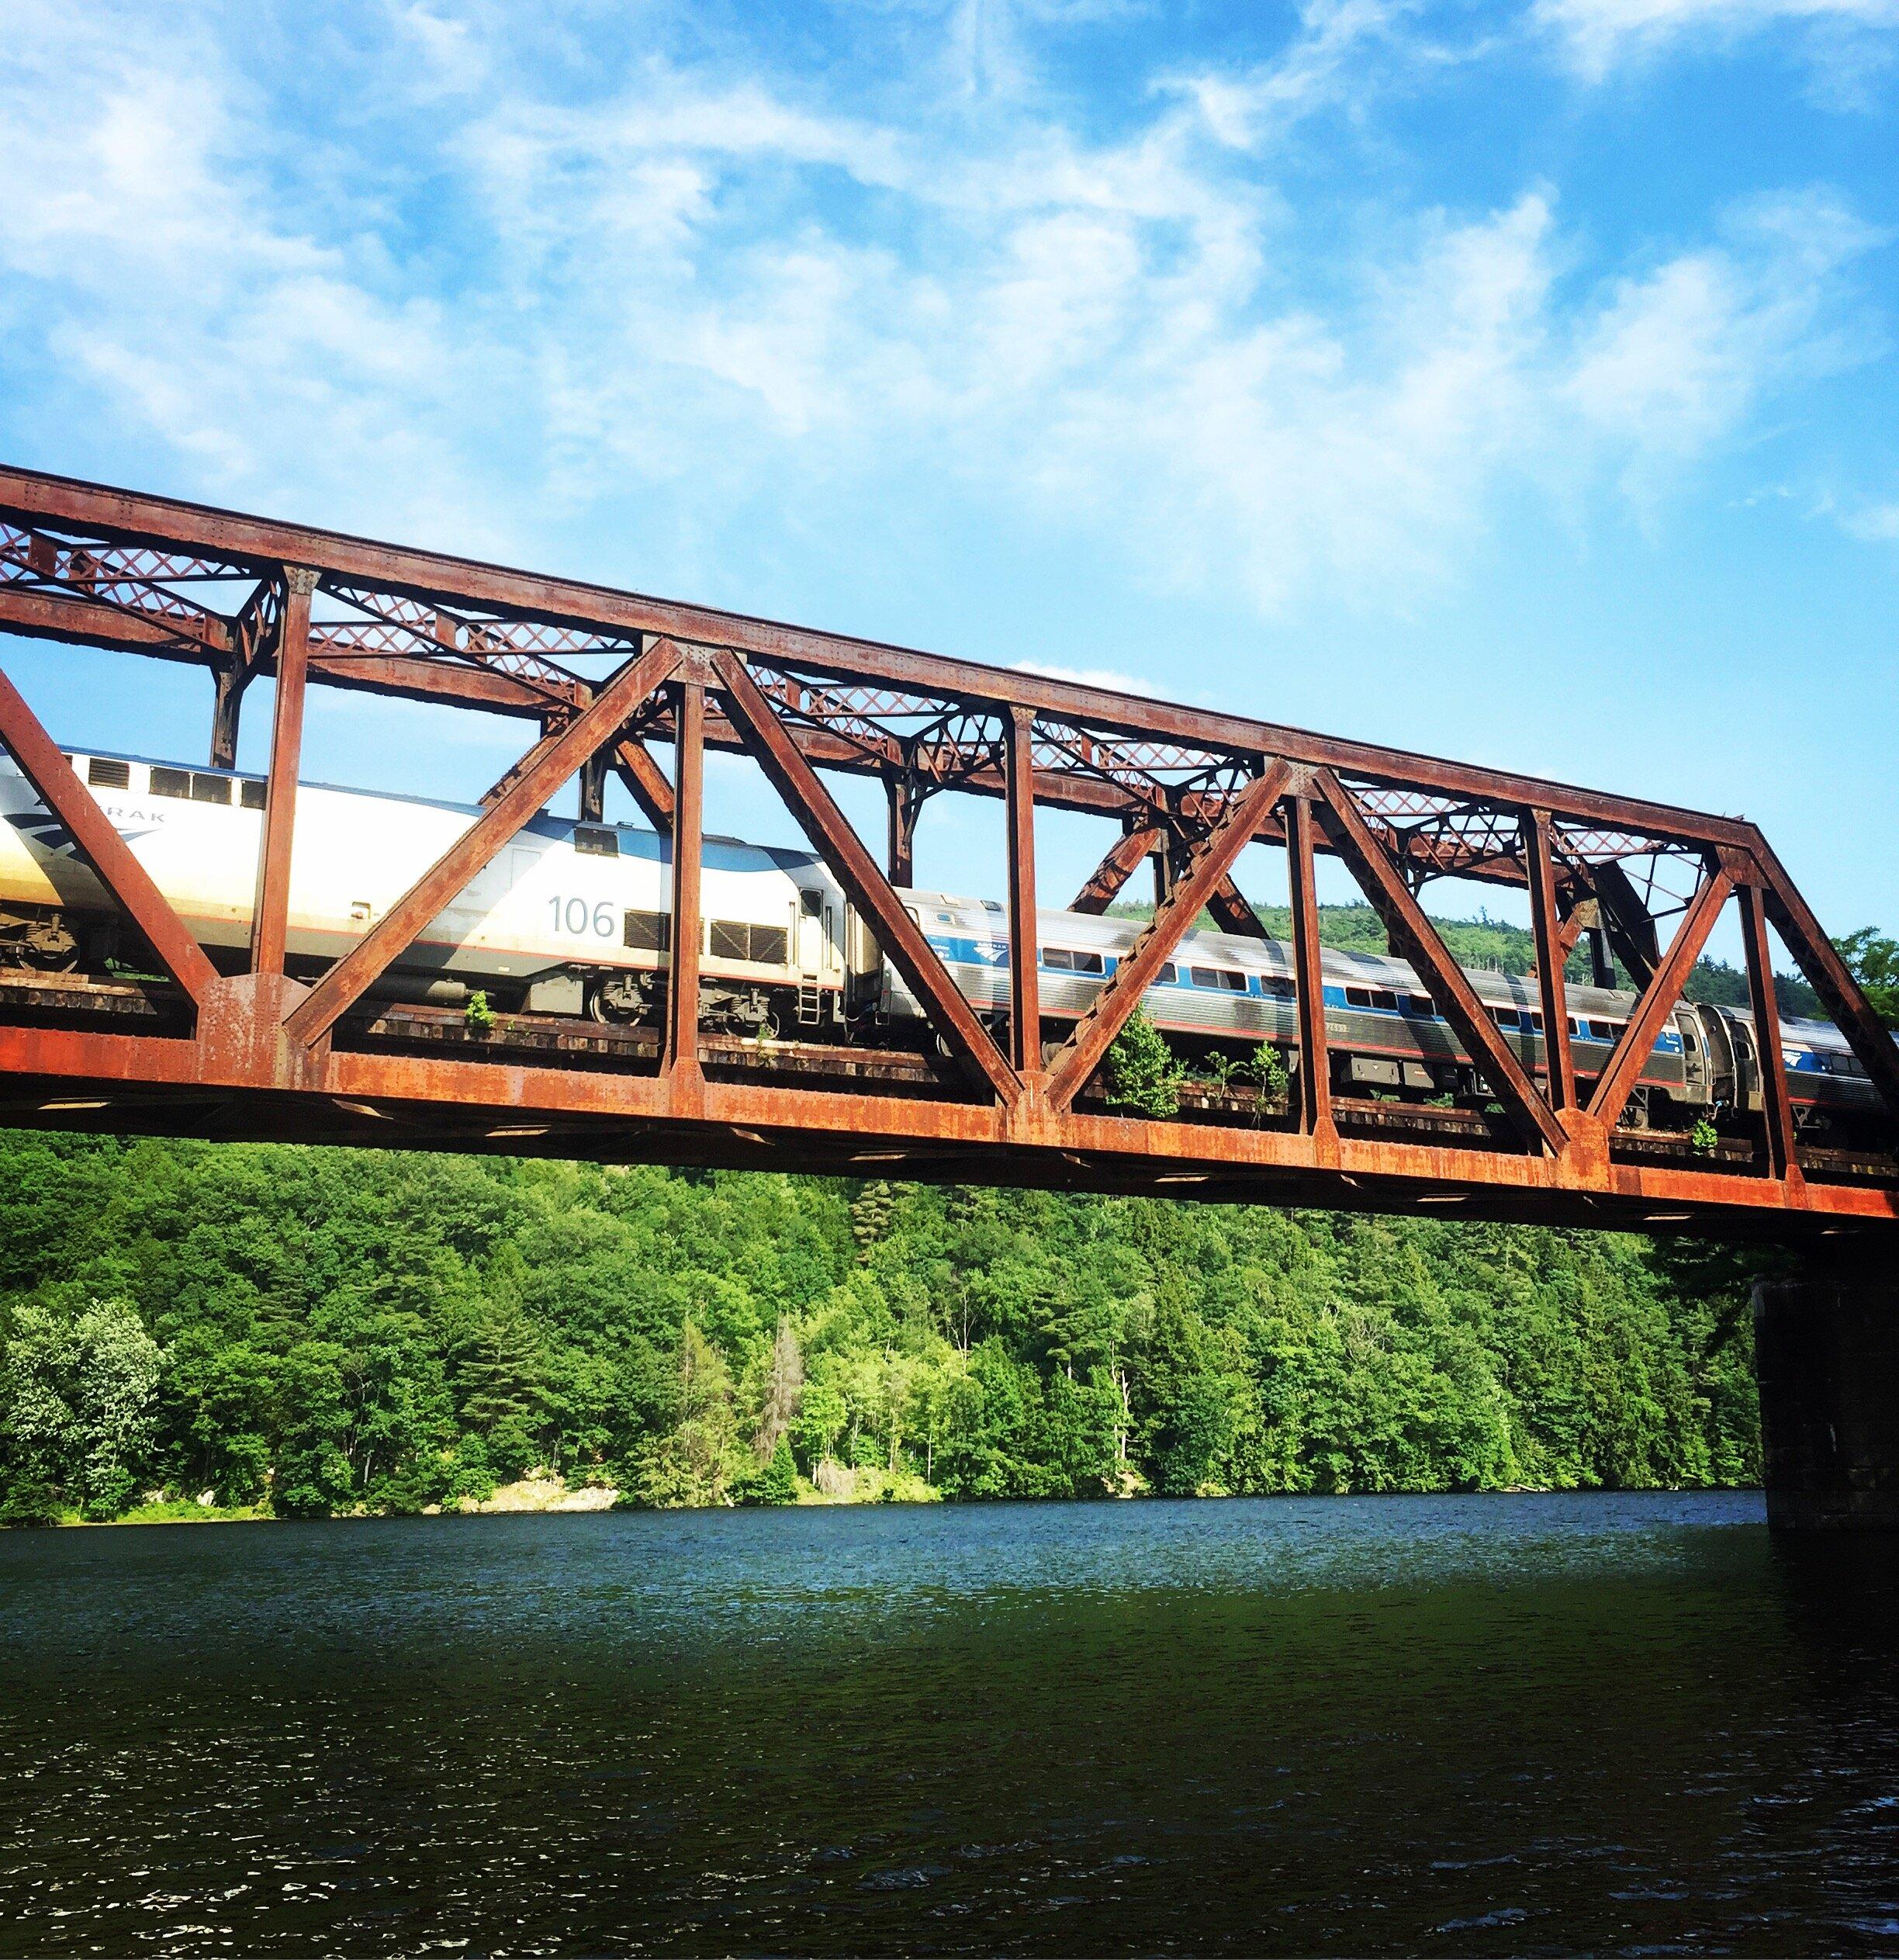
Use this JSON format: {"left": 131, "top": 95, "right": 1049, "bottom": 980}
{"left": 0, "top": 464, "right": 1894, "bottom": 1244}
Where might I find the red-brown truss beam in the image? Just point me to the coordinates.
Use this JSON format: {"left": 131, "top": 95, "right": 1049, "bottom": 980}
{"left": 1585, "top": 865, "right": 1732, "bottom": 1133}
{"left": 0, "top": 466, "right": 1892, "bottom": 1242}
{"left": 1047, "top": 764, "right": 1290, "bottom": 1111}
{"left": 664, "top": 679, "right": 705, "bottom": 1096}
{"left": 1285, "top": 791, "right": 1333, "bottom": 1141}
{"left": 1004, "top": 707, "right": 1041, "bottom": 1079}
{"left": 614, "top": 736, "right": 676, "bottom": 830}
{"left": 1524, "top": 809, "right": 1576, "bottom": 1114}
{"left": 709, "top": 649, "right": 1022, "bottom": 1106}
{"left": 249, "top": 570, "right": 315, "bottom": 976}
{"left": 1315, "top": 769, "right": 1568, "bottom": 1155}
{"left": 1752, "top": 842, "right": 1899, "bottom": 1124}
{"left": 284, "top": 639, "right": 683, "bottom": 1047}
{"left": 0, "top": 668, "right": 218, "bottom": 1004}
{"left": 0, "top": 466, "right": 1766, "bottom": 851}
{"left": 1739, "top": 879, "right": 1797, "bottom": 1181}
{"left": 1071, "top": 825, "right": 1160, "bottom": 914}
{"left": 1205, "top": 876, "right": 1268, "bottom": 940}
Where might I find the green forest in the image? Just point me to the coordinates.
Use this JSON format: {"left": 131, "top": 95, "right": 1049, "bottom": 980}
{"left": 2, "top": 913, "right": 1887, "bottom": 1528}
{"left": 0, "top": 1130, "right": 1767, "bottom": 1525}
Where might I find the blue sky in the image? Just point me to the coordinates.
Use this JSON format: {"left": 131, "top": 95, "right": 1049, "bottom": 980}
{"left": 2, "top": 0, "right": 1896, "bottom": 957}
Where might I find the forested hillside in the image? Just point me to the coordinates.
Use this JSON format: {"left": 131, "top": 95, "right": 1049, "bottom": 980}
{"left": 0, "top": 1131, "right": 1765, "bottom": 1523}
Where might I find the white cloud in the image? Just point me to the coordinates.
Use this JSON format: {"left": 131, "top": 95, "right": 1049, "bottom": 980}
{"left": 1566, "top": 192, "right": 1883, "bottom": 498}
{"left": 1534, "top": 0, "right": 1899, "bottom": 82}
{"left": 1015, "top": 660, "right": 1164, "bottom": 697}
{"left": 1163, "top": 0, "right": 1409, "bottom": 151}
{"left": 1842, "top": 501, "right": 1899, "bottom": 540}
{"left": 0, "top": 0, "right": 1884, "bottom": 619}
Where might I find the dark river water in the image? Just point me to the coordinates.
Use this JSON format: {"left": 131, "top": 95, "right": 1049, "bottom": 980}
{"left": 3, "top": 1493, "right": 1898, "bottom": 1956}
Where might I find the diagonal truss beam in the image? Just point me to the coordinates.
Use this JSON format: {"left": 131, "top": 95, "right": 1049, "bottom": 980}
{"left": 284, "top": 639, "right": 683, "bottom": 1047}
{"left": 1047, "top": 764, "right": 1291, "bottom": 1112}
{"left": 0, "top": 667, "right": 218, "bottom": 1004}
{"left": 1752, "top": 844, "right": 1899, "bottom": 1123}
{"left": 613, "top": 736, "right": 676, "bottom": 830}
{"left": 1314, "top": 767, "right": 1568, "bottom": 1155}
{"left": 1585, "top": 864, "right": 1732, "bottom": 1132}
{"left": 1071, "top": 826, "right": 1161, "bottom": 914}
{"left": 709, "top": 649, "right": 1022, "bottom": 1106}
{"left": 1205, "top": 877, "right": 1268, "bottom": 939}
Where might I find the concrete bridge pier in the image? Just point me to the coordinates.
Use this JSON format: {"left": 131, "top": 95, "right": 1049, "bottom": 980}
{"left": 1755, "top": 1262, "right": 1899, "bottom": 1530}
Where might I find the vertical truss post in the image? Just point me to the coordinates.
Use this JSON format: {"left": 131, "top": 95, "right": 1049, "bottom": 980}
{"left": 664, "top": 678, "right": 705, "bottom": 1092}
{"left": 210, "top": 661, "right": 248, "bottom": 770}
{"left": 1004, "top": 705, "right": 1042, "bottom": 1081}
{"left": 1740, "top": 879, "right": 1798, "bottom": 1181}
{"left": 1154, "top": 829, "right": 1180, "bottom": 909}
{"left": 1524, "top": 809, "right": 1576, "bottom": 1113}
{"left": 250, "top": 570, "right": 316, "bottom": 977}
{"left": 1285, "top": 791, "right": 1333, "bottom": 1140}
{"left": 886, "top": 770, "right": 917, "bottom": 888}
{"left": 577, "top": 751, "right": 607, "bottom": 825}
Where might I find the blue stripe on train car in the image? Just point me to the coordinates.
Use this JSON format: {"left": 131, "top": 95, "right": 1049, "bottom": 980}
{"left": 922, "top": 933, "right": 1697, "bottom": 1060}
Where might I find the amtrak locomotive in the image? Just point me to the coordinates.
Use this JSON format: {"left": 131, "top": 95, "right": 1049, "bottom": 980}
{"left": 0, "top": 746, "right": 1882, "bottom": 1141}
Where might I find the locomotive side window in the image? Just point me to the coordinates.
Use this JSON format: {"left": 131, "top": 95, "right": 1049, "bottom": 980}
{"left": 1157, "top": 963, "right": 1178, "bottom": 985}
{"left": 1490, "top": 1006, "right": 1521, "bottom": 1029}
{"left": 1043, "top": 947, "right": 1074, "bottom": 971}
{"left": 86, "top": 757, "right": 130, "bottom": 790}
{"left": 573, "top": 826, "right": 619, "bottom": 857}
{"left": 1262, "top": 977, "right": 1295, "bottom": 1001}
{"left": 1344, "top": 985, "right": 1372, "bottom": 1007}
{"left": 1192, "top": 967, "right": 1247, "bottom": 992}
{"left": 801, "top": 889, "right": 823, "bottom": 916}
{"left": 189, "top": 774, "right": 232, "bottom": 805}
{"left": 239, "top": 779, "right": 266, "bottom": 810}
{"left": 1406, "top": 994, "right": 1436, "bottom": 1018}
{"left": 1370, "top": 989, "right": 1398, "bottom": 1012}
{"left": 149, "top": 766, "right": 191, "bottom": 798}
{"left": 624, "top": 909, "right": 671, "bottom": 953}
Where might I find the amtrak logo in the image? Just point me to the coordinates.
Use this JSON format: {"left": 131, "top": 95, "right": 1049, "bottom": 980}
{"left": 973, "top": 939, "right": 1007, "bottom": 966}
{"left": 6, "top": 811, "right": 159, "bottom": 857}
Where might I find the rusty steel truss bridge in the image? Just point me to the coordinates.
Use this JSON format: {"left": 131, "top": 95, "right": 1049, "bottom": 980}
{"left": 0, "top": 464, "right": 1894, "bottom": 1246}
